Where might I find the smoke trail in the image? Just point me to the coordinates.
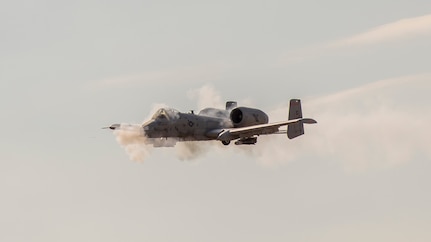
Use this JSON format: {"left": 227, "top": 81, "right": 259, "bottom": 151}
{"left": 247, "top": 74, "right": 431, "bottom": 170}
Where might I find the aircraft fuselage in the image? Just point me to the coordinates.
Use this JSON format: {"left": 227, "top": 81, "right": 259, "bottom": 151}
{"left": 143, "top": 112, "right": 232, "bottom": 141}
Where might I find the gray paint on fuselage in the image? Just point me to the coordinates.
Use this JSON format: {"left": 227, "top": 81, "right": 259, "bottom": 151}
{"left": 144, "top": 109, "right": 233, "bottom": 141}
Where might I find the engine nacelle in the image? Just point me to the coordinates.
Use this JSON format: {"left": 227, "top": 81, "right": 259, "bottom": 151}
{"left": 230, "top": 107, "right": 269, "bottom": 127}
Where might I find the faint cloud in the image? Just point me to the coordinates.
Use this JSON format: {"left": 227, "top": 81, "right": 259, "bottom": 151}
{"left": 332, "top": 14, "right": 431, "bottom": 47}
{"left": 281, "top": 14, "right": 431, "bottom": 64}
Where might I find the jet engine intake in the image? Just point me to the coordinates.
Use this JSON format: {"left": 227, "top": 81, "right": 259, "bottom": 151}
{"left": 230, "top": 107, "right": 269, "bottom": 127}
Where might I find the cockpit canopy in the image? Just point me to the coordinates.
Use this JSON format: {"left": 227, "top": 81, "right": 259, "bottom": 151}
{"left": 151, "top": 108, "right": 180, "bottom": 121}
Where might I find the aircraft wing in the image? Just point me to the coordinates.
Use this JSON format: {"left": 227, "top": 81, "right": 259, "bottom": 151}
{"left": 216, "top": 118, "right": 317, "bottom": 141}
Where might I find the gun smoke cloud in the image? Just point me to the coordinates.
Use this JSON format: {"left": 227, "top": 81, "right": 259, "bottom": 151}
{"left": 112, "top": 75, "right": 431, "bottom": 170}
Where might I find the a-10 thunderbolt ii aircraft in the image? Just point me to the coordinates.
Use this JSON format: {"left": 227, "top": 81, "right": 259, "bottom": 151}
{"left": 105, "top": 99, "right": 316, "bottom": 147}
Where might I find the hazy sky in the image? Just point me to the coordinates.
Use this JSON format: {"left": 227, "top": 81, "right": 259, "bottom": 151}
{"left": 1, "top": 1, "right": 431, "bottom": 241}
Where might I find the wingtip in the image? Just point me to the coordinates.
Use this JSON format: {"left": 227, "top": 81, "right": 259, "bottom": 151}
{"left": 303, "top": 118, "right": 317, "bottom": 124}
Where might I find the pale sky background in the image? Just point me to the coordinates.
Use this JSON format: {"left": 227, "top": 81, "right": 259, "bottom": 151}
{"left": 1, "top": 1, "right": 431, "bottom": 241}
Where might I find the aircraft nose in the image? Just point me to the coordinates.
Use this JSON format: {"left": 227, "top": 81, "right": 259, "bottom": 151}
{"left": 142, "top": 121, "right": 155, "bottom": 135}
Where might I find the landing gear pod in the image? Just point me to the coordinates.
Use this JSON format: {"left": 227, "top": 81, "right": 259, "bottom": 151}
{"left": 234, "top": 137, "right": 257, "bottom": 145}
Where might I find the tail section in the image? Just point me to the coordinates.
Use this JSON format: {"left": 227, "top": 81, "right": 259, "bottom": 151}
{"left": 287, "top": 99, "right": 305, "bottom": 139}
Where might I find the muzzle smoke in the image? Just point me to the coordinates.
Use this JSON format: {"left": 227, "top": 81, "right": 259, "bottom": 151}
{"left": 112, "top": 101, "right": 215, "bottom": 162}
{"left": 113, "top": 124, "right": 152, "bottom": 162}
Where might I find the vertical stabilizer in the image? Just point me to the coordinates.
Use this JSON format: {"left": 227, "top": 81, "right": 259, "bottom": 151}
{"left": 287, "top": 99, "right": 304, "bottom": 139}
{"left": 226, "top": 101, "right": 237, "bottom": 110}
